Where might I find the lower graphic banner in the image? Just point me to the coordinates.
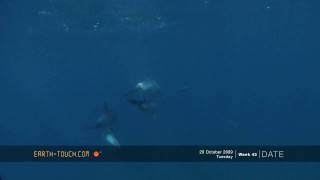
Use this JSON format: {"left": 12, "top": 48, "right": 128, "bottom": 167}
{"left": 0, "top": 146, "right": 319, "bottom": 162}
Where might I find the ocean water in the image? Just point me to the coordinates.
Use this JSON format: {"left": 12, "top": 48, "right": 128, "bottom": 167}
{"left": 0, "top": 0, "right": 320, "bottom": 179}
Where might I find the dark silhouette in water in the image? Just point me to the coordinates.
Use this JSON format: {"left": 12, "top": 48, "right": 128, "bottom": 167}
{"left": 176, "top": 86, "right": 191, "bottom": 94}
{"left": 127, "top": 98, "right": 157, "bottom": 115}
{"left": 95, "top": 102, "right": 117, "bottom": 130}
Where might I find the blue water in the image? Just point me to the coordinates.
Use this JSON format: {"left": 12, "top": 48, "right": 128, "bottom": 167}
{"left": 1, "top": 0, "right": 320, "bottom": 179}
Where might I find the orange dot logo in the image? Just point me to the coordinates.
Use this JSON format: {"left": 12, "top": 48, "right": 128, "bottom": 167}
{"left": 93, "top": 151, "right": 101, "bottom": 158}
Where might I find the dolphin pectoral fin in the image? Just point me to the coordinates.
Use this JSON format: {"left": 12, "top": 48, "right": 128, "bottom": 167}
{"left": 105, "top": 130, "right": 120, "bottom": 146}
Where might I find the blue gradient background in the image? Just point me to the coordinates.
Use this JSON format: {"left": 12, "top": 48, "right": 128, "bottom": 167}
{"left": 0, "top": 0, "right": 320, "bottom": 179}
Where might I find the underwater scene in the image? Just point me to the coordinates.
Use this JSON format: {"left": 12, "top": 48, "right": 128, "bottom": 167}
{"left": 0, "top": 0, "right": 320, "bottom": 179}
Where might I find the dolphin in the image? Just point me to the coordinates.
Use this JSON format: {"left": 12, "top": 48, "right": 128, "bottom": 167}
{"left": 125, "top": 79, "right": 190, "bottom": 117}
{"left": 94, "top": 102, "right": 120, "bottom": 146}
